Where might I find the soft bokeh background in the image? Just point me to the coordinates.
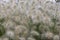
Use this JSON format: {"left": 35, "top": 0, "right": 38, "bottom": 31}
{"left": 0, "top": 0, "right": 60, "bottom": 40}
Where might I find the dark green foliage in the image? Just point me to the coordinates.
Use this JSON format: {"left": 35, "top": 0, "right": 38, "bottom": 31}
{"left": 33, "top": 17, "right": 59, "bottom": 40}
{"left": 33, "top": 23, "right": 42, "bottom": 40}
{"left": 9, "top": 37, "right": 13, "bottom": 40}
{"left": 35, "top": 23, "right": 44, "bottom": 34}
{"left": 49, "top": 18, "right": 59, "bottom": 34}
{"left": 49, "top": 25, "right": 59, "bottom": 35}
{"left": 25, "top": 17, "right": 33, "bottom": 40}
{"left": 51, "top": 18, "right": 57, "bottom": 23}
{"left": 0, "top": 24, "right": 5, "bottom": 37}
{"left": 0, "top": 18, "right": 5, "bottom": 37}
{"left": 33, "top": 35, "right": 41, "bottom": 40}
{"left": 24, "top": 16, "right": 59, "bottom": 40}
{"left": 0, "top": 18, "right": 5, "bottom": 23}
